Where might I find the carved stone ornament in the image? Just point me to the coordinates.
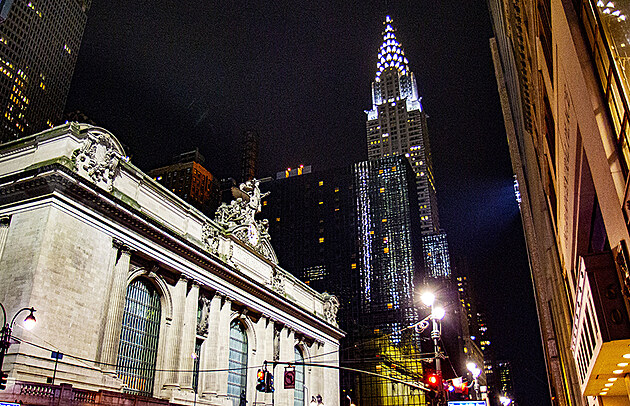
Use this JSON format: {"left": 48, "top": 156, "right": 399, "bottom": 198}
{"left": 214, "top": 179, "right": 278, "bottom": 264}
{"left": 196, "top": 296, "right": 211, "bottom": 337}
{"left": 202, "top": 221, "right": 221, "bottom": 254}
{"left": 71, "top": 129, "right": 123, "bottom": 191}
{"left": 268, "top": 267, "right": 286, "bottom": 295}
{"left": 322, "top": 293, "right": 340, "bottom": 327}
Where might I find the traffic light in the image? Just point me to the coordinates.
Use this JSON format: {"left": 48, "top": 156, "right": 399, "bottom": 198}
{"left": 265, "top": 371, "right": 274, "bottom": 393}
{"left": 426, "top": 373, "right": 439, "bottom": 388}
{"left": 0, "top": 371, "right": 8, "bottom": 390}
{"left": 256, "top": 369, "right": 266, "bottom": 392}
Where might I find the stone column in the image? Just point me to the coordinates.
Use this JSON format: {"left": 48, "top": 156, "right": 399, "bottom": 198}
{"left": 99, "top": 239, "right": 132, "bottom": 374}
{"left": 179, "top": 282, "right": 199, "bottom": 391}
{"left": 201, "top": 292, "right": 223, "bottom": 397}
{"left": 215, "top": 296, "right": 232, "bottom": 398}
{"left": 252, "top": 315, "right": 275, "bottom": 406}
{"left": 161, "top": 276, "right": 188, "bottom": 392}
{"left": 0, "top": 216, "right": 10, "bottom": 261}
{"left": 277, "top": 326, "right": 295, "bottom": 405}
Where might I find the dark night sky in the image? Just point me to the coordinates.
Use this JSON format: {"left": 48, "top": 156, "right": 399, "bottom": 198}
{"left": 66, "top": 1, "right": 550, "bottom": 405}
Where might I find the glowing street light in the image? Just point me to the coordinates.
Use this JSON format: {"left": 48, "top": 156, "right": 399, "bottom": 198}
{"left": 420, "top": 291, "right": 435, "bottom": 306}
{"left": 499, "top": 395, "right": 513, "bottom": 406}
{"left": 467, "top": 362, "right": 482, "bottom": 400}
{"left": 0, "top": 304, "right": 37, "bottom": 370}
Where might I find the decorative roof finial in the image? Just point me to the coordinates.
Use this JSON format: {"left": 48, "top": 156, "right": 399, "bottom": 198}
{"left": 375, "top": 15, "right": 409, "bottom": 80}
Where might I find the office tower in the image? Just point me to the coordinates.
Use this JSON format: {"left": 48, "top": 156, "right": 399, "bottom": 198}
{"left": 263, "top": 156, "right": 422, "bottom": 335}
{"left": 496, "top": 361, "right": 515, "bottom": 398}
{"left": 240, "top": 129, "right": 258, "bottom": 182}
{"left": 489, "top": 0, "right": 630, "bottom": 404}
{"left": 0, "top": 1, "right": 91, "bottom": 142}
{"left": 422, "top": 232, "right": 452, "bottom": 279}
{"left": 148, "top": 149, "right": 221, "bottom": 217}
{"left": 262, "top": 156, "right": 426, "bottom": 405}
{"left": 365, "top": 15, "right": 438, "bottom": 236}
{"left": 262, "top": 164, "right": 360, "bottom": 332}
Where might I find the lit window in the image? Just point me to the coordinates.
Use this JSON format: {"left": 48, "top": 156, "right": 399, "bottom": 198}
{"left": 276, "top": 218, "right": 280, "bottom": 222}
{"left": 384, "top": 247, "right": 389, "bottom": 253}
{"left": 351, "top": 263, "right": 357, "bottom": 269}
{"left": 334, "top": 187, "right": 339, "bottom": 192}
{"left": 382, "top": 219, "right": 387, "bottom": 223}
{"left": 319, "top": 237, "right": 324, "bottom": 243}
{"left": 387, "top": 303, "right": 393, "bottom": 309}
{"left": 379, "top": 187, "right": 385, "bottom": 193}
{"left": 263, "top": 201, "right": 267, "bottom": 206}
{"left": 116, "top": 279, "right": 161, "bottom": 396}
{"left": 227, "top": 321, "right": 248, "bottom": 402}
{"left": 318, "top": 181, "right": 324, "bottom": 186}
{"left": 319, "top": 201, "right": 323, "bottom": 205}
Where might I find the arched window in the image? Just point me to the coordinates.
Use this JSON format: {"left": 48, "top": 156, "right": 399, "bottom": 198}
{"left": 227, "top": 320, "right": 248, "bottom": 404}
{"left": 294, "top": 347, "right": 305, "bottom": 406}
{"left": 116, "top": 278, "right": 161, "bottom": 396}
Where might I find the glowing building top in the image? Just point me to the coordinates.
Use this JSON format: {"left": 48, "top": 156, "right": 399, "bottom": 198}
{"left": 365, "top": 15, "right": 439, "bottom": 236}
{"left": 376, "top": 15, "right": 409, "bottom": 79}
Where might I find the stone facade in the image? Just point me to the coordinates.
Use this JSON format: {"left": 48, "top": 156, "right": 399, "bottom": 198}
{"left": 0, "top": 123, "right": 343, "bottom": 406}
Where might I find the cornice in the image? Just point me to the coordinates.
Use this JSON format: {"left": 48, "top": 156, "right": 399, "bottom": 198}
{"left": 0, "top": 163, "right": 345, "bottom": 340}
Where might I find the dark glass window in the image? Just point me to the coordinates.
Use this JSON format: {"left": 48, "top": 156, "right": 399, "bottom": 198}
{"left": 116, "top": 278, "right": 161, "bottom": 396}
{"left": 227, "top": 320, "right": 248, "bottom": 404}
{"left": 294, "top": 347, "right": 305, "bottom": 406}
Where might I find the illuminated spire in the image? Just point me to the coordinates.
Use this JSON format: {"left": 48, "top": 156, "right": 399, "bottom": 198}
{"left": 375, "top": 15, "right": 410, "bottom": 80}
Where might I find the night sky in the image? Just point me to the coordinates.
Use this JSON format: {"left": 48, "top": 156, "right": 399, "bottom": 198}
{"left": 66, "top": 1, "right": 549, "bottom": 405}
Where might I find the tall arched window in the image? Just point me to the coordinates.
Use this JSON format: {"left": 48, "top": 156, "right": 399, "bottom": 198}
{"left": 227, "top": 320, "right": 248, "bottom": 404}
{"left": 116, "top": 278, "right": 161, "bottom": 396}
{"left": 294, "top": 347, "right": 305, "bottom": 406}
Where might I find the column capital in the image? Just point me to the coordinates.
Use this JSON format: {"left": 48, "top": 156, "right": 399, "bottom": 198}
{"left": 112, "top": 238, "right": 133, "bottom": 254}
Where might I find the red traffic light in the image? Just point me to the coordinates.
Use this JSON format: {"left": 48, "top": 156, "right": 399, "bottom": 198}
{"left": 428, "top": 375, "right": 438, "bottom": 385}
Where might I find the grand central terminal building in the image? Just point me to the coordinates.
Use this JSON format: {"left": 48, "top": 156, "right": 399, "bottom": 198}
{"left": 0, "top": 123, "right": 343, "bottom": 406}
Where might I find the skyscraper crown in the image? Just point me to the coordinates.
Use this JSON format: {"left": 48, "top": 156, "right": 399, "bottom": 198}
{"left": 376, "top": 15, "right": 409, "bottom": 80}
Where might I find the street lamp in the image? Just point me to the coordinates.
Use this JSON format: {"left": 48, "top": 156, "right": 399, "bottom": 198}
{"left": 466, "top": 362, "right": 481, "bottom": 400}
{"left": 499, "top": 395, "right": 513, "bottom": 406}
{"left": 0, "top": 303, "right": 36, "bottom": 370}
{"left": 419, "top": 291, "right": 445, "bottom": 403}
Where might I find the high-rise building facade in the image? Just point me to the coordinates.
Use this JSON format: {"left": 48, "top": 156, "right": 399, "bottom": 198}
{"left": 422, "top": 232, "right": 452, "bottom": 279}
{"left": 489, "top": 0, "right": 630, "bottom": 404}
{"left": 0, "top": 0, "right": 90, "bottom": 142}
{"left": 365, "top": 15, "right": 439, "bottom": 236}
{"left": 262, "top": 156, "right": 426, "bottom": 405}
{"left": 262, "top": 156, "right": 422, "bottom": 337}
{"left": 148, "top": 149, "right": 221, "bottom": 217}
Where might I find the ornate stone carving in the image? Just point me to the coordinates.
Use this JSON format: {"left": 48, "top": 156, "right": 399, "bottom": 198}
{"left": 197, "top": 296, "right": 211, "bottom": 337}
{"left": 322, "top": 293, "right": 340, "bottom": 327}
{"left": 269, "top": 267, "right": 286, "bottom": 295}
{"left": 72, "top": 130, "right": 122, "bottom": 191}
{"left": 213, "top": 179, "right": 278, "bottom": 264}
{"left": 202, "top": 221, "right": 221, "bottom": 254}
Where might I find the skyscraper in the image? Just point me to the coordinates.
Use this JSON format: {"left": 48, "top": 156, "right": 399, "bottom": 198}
{"left": 262, "top": 156, "right": 426, "bottom": 405}
{"left": 0, "top": 0, "right": 91, "bottom": 142}
{"left": 365, "top": 15, "right": 438, "bottom": 236}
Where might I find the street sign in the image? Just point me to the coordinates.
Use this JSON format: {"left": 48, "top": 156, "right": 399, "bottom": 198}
{"left": 51, "top": 351, "right": 63, "bottom": 360}
{"left": 284, "top": 367, "right": 295, "bottom": 389}
{"left": 0, "top": 402, "right": 20, "bottom": 406}
{"left": 447, "top": 402, "right": 486, "bottom": 406}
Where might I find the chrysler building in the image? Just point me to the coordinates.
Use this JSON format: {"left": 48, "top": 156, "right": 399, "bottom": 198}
{"left": 365, "top": 16, "right": 439, "bottom": 236}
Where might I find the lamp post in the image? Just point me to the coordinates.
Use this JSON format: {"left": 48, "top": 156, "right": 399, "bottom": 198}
{"left": 499, "top": 395, "right": 513, "bottom": 406}
{"left": 0, "top": 303, "right": 36, "bottom": 371}
{"left": 420, "top": 291, "right": 445, "bottom": 405}
{"left": 466, "top": 362, "right": 481, "bottom": 400}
